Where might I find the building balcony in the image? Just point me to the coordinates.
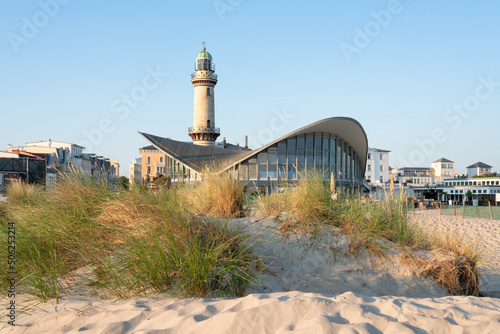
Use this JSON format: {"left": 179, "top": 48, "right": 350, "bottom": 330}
{"left": 190, "top": 72, "right": 218, "bottom": 80}
{"left": 188, "top": 127, "right": 220, "bottom": 134}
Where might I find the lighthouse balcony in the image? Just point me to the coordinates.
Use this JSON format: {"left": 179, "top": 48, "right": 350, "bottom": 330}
{"left": 188, "top": 127, "right": 220, "bottom": 134}
{"left": 191, "top": 72, "right": 218, "bottom": 80}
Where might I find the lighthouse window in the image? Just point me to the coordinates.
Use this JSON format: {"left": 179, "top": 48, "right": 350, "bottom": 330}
{"left": 207, "top": 88, "right": 211, "bottom": 96}
{"left": 207, "top": 120, "right": 211, "bottom": 128}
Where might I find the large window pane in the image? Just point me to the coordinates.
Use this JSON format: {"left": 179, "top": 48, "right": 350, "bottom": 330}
{"left": 306, "top": 134, "right": 314, "bottom": 151}
{"left": 330, "top": 138, "right": 336, "bottom": 167}
{"left": 278, "top": 142, "right": 286, "bottom": 164}
{"left": 288, "top": 164, "right": 297, "bottom": 179}
{"left": 314, "top": 133, "right": 322, "bottom": 170}
{"left": 249, "top": 161, "right": 257, "bottom": 180}
{"left": 323, "top": 137, "right": 330, "bottom": 167}
{"left": 278, "top": 164, "right": 287, "bottom": 178}
{"left": 258, "top": 164, "right": 267, "bottom": 179}
{"left": 268, "top": 164, "right": 277, "bottom": 179}
{"left": 297, "top": 135, "right": 305, "bottom": 171}
{"left": 258, "top": 152, "right": 267, "bottom": 164}
{"left": 337, "top": 139, "right": 342, "bottom": 178}
{"left": 268, "top": 147, "right": 278, "bottom": 164}
{"left": 287, "top": 138, "right": 296, "bottom": 154}
{"left": 239, "top": 163, "right": 248, "bottom": 180}
{"left": 306, "top": 134, "right": 314, "bottom": 169}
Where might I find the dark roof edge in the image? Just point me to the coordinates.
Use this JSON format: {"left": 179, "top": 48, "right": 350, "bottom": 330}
{"left": 138, "top": 131, "right": 203, "bottom": 172}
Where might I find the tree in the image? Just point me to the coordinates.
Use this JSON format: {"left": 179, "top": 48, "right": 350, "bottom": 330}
{"left": 118, "top": 176, "right": 129, "bottom": 191}
{"left": 465, "top": 190, "right": 473, "bottom": 201}
{"left": 441, "top": 191, "right": 448, "bottom": 201}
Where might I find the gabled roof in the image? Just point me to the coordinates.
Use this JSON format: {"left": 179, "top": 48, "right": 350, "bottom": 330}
{"left": 139, "top": 117, "right": 369, "bottom": 175}
{"left": 433, "top": 158, "right": 454, "bottom": 163}
{"left": 466, "top": 162, "right": 492, "bottom": 168}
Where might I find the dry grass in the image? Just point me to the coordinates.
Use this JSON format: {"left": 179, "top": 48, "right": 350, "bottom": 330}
{"left": 253, "top": 171, "right": 483, "bottom": 296}
{"left": 401, "top": 250, "right": 481, "bottom": 296}
{"left": 180, "top": 170, "right": 245, "bottom": 219}
{"left": 256, "top": 192, "right": 288, "bottom": 217}
{"left": 0, "top": 172, "right": 259, "bottom": 301}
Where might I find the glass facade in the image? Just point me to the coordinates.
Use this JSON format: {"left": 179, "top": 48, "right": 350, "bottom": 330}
{"left": 196, "top": 59, "right": 215, "bottom": 71}
{"left": 162, "top": 155, "right": 200, "bottom": 182}
{"left": 234, "top": 132, "right": 363, "bottom": 186}
{"left": 150, "top": 131, "right": 364, "bottom": 188}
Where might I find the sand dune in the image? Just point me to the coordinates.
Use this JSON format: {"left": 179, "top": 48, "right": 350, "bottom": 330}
{"left": 3, "top": 211, "right": 500, "bottom": 333}
{"left": 4, "top": 291, "right": 500, "bottom": 333}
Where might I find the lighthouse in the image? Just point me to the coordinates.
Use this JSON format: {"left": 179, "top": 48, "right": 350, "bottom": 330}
{"left": 188, "top": 45, "right": 220, "bottom": 146}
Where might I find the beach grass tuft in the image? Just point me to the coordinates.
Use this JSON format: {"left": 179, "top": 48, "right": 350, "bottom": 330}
{"left": 254, "top": 170, "right": 482, "bottom": 295}
{"left": 180, "top": 170, "right": 246, "bottom": 219}
{"left": 0, "top": 172, "right": 259, "bottom": 302}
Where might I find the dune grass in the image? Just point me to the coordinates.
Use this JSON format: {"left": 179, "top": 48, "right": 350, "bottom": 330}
{"left": 257, "top": 172, "right": 423, "bottom": 251}
{"left": 0, "top": 172, "right": 259, "bottom": 302}
{"left": 255, "top": 171, "right": 482, "bottom": 296}
{"left": 179, "top": 171, "right": 246, "bottom": 219}
{"left": 0, "top": 169, "right": 482, "bottom": 299}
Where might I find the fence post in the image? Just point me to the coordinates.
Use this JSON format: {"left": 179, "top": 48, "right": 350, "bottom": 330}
{"left": 463, "top": 201, "right": 465, "bottom": 218}
{"left": 453, "top": 203, "right": 456, "bottom": 216}
{"left": 489, "top": 201, "right": 493, "bottom": 220}
{"left": 439, "top": 202, "right": 442, "bottom": 215}
{"left": 475, "top": 203, "right": 479, "bottom": 218}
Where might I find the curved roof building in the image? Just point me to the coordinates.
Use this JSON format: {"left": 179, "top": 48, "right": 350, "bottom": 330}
{"left": 139, "top": 47, "right": 368, "bottom": 188}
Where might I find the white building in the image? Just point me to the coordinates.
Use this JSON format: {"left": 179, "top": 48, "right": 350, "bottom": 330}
{"left": 466, "top": 162, "right": 493, "bottom": 178}
{"left": 9, "top": 139, "right": 89, "bottom": 173}
{"left": 129, "top": 158, "right": 142, "bottom": 184}
{"left": 392, "top": 157, "right": 454, "bottom": 187}
{"left": 438, "top": 176, "right": 500, "bottom": 203}
{"left": 24, "top": 139, "right": 84, "bottom": 157}
{"left": 430, "top": 158, "right": 455, "bottom": 184}
{"left": 365, "top": 148, "right": 390, "bottom": 184}
{"left": 391, "top": 167, "right": 435, "bottom": 186}
{"left": 8, "top": 139, "right": 118, "bottom": 185}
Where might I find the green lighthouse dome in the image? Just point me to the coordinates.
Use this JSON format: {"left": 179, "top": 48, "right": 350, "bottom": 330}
{"left": 196, "top": 47, "right": 212, "bottom": 59}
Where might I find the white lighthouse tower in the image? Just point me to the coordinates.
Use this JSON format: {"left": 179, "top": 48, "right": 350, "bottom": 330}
{"left": 188, "top": 45, "right": 220, "bottom": 146}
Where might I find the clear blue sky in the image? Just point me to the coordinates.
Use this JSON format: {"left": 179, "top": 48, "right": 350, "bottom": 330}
{"left": 1, "top": 0, "right": 499, "bottom": 176}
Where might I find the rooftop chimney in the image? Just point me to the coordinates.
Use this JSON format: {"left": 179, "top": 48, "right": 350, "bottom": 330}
{"left": 245, "top": 135, "right": 248, "bottom": 149}
{"left": 222, "top": 137, "right": 227, "bottom": 149}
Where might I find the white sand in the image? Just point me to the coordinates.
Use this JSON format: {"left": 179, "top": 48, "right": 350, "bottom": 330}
{"left": 4, "top": 291, "right": 500, "bottom": 333}
{"left": 3, "top": 214, "right": 500, "bottom": 333}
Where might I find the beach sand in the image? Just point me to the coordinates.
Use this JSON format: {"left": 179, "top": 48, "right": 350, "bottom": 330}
{"left": 2, "top": 211, "right": 500, "bottom": 333}
{"left": 413, "top": 209, "right": 500, "bottom": 298}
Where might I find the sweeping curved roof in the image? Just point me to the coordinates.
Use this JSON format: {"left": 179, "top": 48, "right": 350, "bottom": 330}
{"left": 139, "top": 117, "right": 368, "bottom": 174}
